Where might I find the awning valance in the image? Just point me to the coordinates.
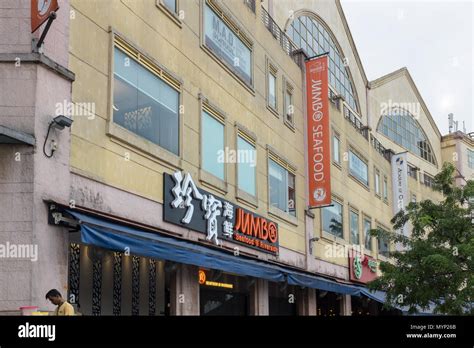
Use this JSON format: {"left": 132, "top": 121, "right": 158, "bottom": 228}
{"left": 66, "top": 209, "right": 361, "bottom": 295}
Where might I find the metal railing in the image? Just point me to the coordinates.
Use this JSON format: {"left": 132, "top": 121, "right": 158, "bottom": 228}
{"left": 370, "top": 135, "right": 392, "bottom": 162}
{"left": 344, "top": 106, "right": 368, "bottom": 140}
{"left": 243, "top": 0, "right": 256, "bottom": 13}
{"left": 261, "top": 6, "right": 298, "bottom": 63}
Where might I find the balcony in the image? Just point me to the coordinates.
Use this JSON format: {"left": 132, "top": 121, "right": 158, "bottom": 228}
{"left": 344, "top": 105, "right": 368, "bottom": 140}
{"left": 261, "top": 6, "right": 298, "bottom": 63}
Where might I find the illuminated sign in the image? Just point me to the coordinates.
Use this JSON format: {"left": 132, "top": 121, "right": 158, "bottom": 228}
{"left": 163, "top": 172, "right": 279, "bottom": 255}
{"left": 349, "top": 250, "right": 378, "bottom": 284}
{"left": 198, "top": 270, "right": 233, "bottom": 289}
{"left": 305, "top": 55, "right": 331, "bottom": 208}
{"left": 198, "top": 270, "right": 206, "bottom": 285}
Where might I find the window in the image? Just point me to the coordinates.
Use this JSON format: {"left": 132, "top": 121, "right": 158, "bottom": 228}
{"left": 377, "top": 108, "right": 436, "bottom": 165}
{"left": 332, "top": 135, "right": 340, "bottom": 164}
{"left": 269, "top": 159, "right": 296, "bottom": 216}
{"left": 350, "top": 210, "right": 359, "bottom": 245}
{"left": 163, "top": 0, "right": 177, "bottom": 13}
{"left": 288, "top": 15, "right": 359, "bottom": 112}
{"left": 363, "top": 218, "right": 371, "bottom": 251}
{"left": 349, "top": 150, "right": 368, "bottom": 185}
{"left": 468, "top": 149, "right": 474, "bottom": 169}
{"left": 423, "top": 173, "right": 435, "bottom": 189}
{"left": 322, "top": 200, "right": 343, "bottom": 238}
{"left": 202, "top": 111, "right": 224, "bottom": 180}
{"left": 374, "top": 169, "right": 380, "bottom": 196}
{"left": 268, "top": 73, "right": 277, "bottom": 109}
{"left": 378, "top": 230, "right": 390, "bottom": 257}
{"left": 383, "top": 176, "right": 388, "bottom": 200}
{"left": 237, "top": 135, "right": 256, "bottom": 196}
{"left": 203, "top": 2, "right": 252, "bottom": 86}
{"left": 284, "top": 82, "right": 294, "bottom": 125}
{"left": 113, "top": 46, "right": 179, "bottom": 155}
{"left": 411, "top": 193, "right": 417, "bottom": 203}
{"left": 407, "top": 164, "right": 418, "bottom": 180}
{"left": 267, "top": 62, "right": 278, "bottom": 112}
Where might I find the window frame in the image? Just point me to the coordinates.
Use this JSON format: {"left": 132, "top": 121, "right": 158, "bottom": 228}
{"left": 348, "top": 148, "right": 369, "bottom": 187}
{"left": 267, "top": 148, "right": 298, "bottom": 223}
{"left": 157, "top": 0, "right": 182, "bottom": 27}
{"left": 374, "top": 167, "right": 381, "bottom": 197}
{"left": 332, "top": 132, "right": 341, "bottom": 166}
{"left": 283, "top": 77, "right": 295, "bottom": 129}
{"left": 201, "top": 0, "right": 254, "bottom": 92}
{"left": 199, "top": 94, "right": 228, "bottom": 193}
{"left": 266, "top": 57, "right": 279, "bottom": 117}
{"left": 377, "top": 227, "right": 391, "bottom": 258}
{"left": 382, "top": 175, "right": 388, "bottom": 201}
{"left": 363, "top": 216, "right": 372, "bottom": 252}
{"left": 349, "top": 208, "right": 360, "bottom": 245}
{"left": 321, "top": 198, "right": 344, "bottom": 241}
{"left": 468, "top": 149, "right": 474, "bottom": 169}
{"left": 235, "top": 124, "right": 258, "bottom": 205}
{"left": 107, "top": 31, "right": 183, "bottom": 169}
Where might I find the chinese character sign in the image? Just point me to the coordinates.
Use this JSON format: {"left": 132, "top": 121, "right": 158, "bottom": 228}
{"left": 163, "top": 172, "right": 279, "bottom": 254}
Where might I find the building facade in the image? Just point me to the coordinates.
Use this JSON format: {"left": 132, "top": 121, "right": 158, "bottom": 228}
{"left": 0, "top": 0, "right": 471, "bottom": 316}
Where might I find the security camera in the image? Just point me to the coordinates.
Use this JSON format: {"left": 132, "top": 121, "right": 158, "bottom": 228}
{"left": 51, "top": 115, "right": 73, "bottom": 130}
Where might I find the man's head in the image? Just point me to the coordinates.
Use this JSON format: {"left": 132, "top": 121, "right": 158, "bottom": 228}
{"left": 45, "top": 289, "right": 63, "bottom": 305}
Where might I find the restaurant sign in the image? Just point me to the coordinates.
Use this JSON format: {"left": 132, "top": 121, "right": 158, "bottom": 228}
{"left": 348, "top": 249, "right": 378, "bottom": 284}
{"left": 163, "top": 171, "right": 279, "bottom": 255}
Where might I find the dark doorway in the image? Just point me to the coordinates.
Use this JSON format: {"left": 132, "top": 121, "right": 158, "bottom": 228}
{"left": 316, "top": 290, "right": 341, "bottom": 316}
{"left": 268, "top": 282, "right": 297, "bottom": 315}
{"left": 199, "top": 270, "right": 250, "bottom": 316}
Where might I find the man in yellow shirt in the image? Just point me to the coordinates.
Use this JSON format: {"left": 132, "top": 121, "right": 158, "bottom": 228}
{"left": 45, "top": 289, "right": 75, "bottom": 316}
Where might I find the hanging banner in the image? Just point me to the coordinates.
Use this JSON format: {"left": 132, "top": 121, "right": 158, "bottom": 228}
{"left": 305, "top": 56, "right": 331, "bottom": 207}
{"left": 391, "top": 152, "right": 408, "bottom": 237}
{"left": 31, "top": 0, "right": 59, "bottom": 33}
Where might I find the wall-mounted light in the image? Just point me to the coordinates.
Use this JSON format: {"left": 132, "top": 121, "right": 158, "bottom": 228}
{"left": 43, "top": 115, "right": 73, "bottom": 158}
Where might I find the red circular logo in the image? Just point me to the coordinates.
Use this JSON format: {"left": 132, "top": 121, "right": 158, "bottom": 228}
{"left": 268, "top": 222, "right": 278, "bottom": 243}
{"left": 198, "top": 270, "right": 206, "bottom": 285}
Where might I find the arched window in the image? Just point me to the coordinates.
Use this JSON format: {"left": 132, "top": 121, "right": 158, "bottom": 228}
{"left": 377, "top": 108, "right": 437, "bottom": 165}
{"left": 287, "top": 15, "right": 359, "bottom": 112}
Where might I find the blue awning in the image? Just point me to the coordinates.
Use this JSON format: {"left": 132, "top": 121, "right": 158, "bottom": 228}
{"left": 66, "top": 209, "right": 361, "bottom": 295}
{"left": 287, "top": 274, "right": 360, "bottom": 295}
{"left": 356, "top": 287, "right": 436, "bottom": 315}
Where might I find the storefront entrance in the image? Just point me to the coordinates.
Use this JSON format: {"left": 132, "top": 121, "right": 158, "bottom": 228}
{"left": 268, "top": 282, "right": 297, "bottom": 315}
{"left": 316, "top": 290, "right": 341, "bottom": 316}
{"left": 67, "top": 243, "right": 170, "bottom": 315}
{"left": 199, "top": 270, "right": 250, "bottom": 316}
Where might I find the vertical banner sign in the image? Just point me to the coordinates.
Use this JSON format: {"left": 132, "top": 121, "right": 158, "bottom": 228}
{"left": 31, "top": 0, "right": 59, "bottom": 33}
{"left": 391, "top": 152, "right": 408, "bottom": 237}
{"left": 305, "top": 56, "right": 331, "bottom": 207}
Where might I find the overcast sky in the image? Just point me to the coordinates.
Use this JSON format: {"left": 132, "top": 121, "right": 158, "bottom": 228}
{"left": 340, "top": 0, "right": 473, "bottom": 135}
